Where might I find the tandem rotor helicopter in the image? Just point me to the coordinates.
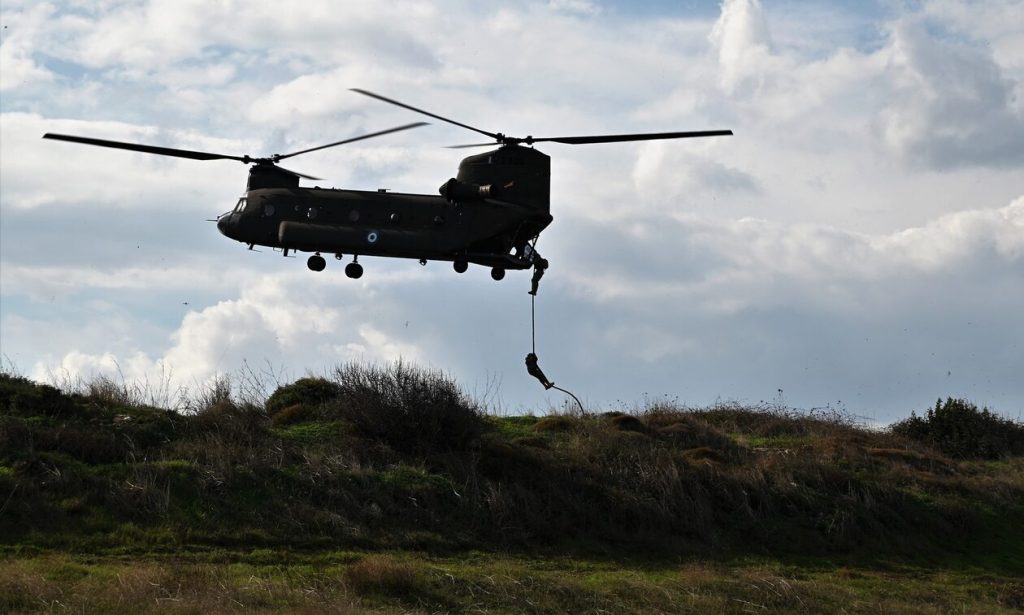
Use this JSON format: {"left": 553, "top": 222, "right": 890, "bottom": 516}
{"left": 44, "top": 89, "right": 732, "bottom": 292}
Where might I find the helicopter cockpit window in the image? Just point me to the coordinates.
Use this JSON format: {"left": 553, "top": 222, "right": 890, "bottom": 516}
{"left": 233, "top": 197, "right": 247, "bottom": 213}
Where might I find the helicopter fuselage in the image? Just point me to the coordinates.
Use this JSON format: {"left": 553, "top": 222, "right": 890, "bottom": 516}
{"left": 217, "top": 185, "right": 552, "bottom": 269}
{"left": 216, "top": 144, "right": 554, "bottom": 274}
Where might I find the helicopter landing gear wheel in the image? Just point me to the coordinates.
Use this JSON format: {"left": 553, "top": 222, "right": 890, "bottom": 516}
{"left": 307, "top": 254, "right": 326, "bottom": 272}
{"left": 453, "top": 260, "right": 468, "bottom": 274}
{"left": 345, "top": 262, "right": 363, "bottom": 279}
{"left": 490, "top": 267, "right": 505, "bottom": 281}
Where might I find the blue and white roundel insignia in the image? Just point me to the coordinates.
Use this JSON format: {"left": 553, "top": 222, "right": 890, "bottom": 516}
{"left": 367, "top": 230, "right": 379, "bottom": 244}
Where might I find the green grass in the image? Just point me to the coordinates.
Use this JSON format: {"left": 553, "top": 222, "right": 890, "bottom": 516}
{"left": 1, "top": 550, "right": 1021, "bottom": 614}
{"left": 271, "top": 420, "right": 349, "bottom": 443}
{"left": 488, "top": 415, "right": 541, "bottom": 439}
{"left": 738, "top": 434, "right": 812, "bottom": 449}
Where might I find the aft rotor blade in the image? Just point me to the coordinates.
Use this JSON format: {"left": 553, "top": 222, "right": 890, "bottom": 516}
{"left": 276, "top": 165, "right": 322, "bottom": 181}
{"left": 42, "top": 133, "right": 249, "bottom": 162}
{"left": 445, "top": 142, "right": 500, "bottom": 149}
{"left": 273, "top": 122, "right": 428, "bottom": 161}
{"left": 351, "top": 89, "right": 500, "bottom": 141}
{"left": 532, "top": 130, "right": 733, "bottom": 145}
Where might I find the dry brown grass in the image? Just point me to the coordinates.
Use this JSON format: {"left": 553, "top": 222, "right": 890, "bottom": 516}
{"left": 0, "top": 555, "right": 367, "bottom": 614}
{"left": 867, "top": 446, "right": 955, "bottom": 473}
{"left": 343, "top": 555, "right": 423, "bottom": 597}
{"left": 533, "top": 416, "right": 575, "bottom": 432}
{"left": 270, "top": 403, "right": 311, "bottom": 426}
{"left": 681, "top": 446, "right": 727, "bottom": 465}
{"left": 609, "top": 414, "right": 647, "bottom": 433}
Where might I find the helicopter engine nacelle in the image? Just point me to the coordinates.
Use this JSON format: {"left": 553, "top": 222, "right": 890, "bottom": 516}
{"left": 438, "top": 178, "right": 500, "bottom": 203}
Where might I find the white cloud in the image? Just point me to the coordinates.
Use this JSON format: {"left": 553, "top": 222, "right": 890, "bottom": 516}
{"left": 25, "top": 272, "right": 433, "bottom": 393}
{"left": 247, "top": 67, "right": 374, "bottom": 126}
{"left": 562, "top": 197, "right": 1024, "bottom": 304}
{"left": 0, "top": 36, "right": 54, "bottom": 92}
{"left": 878, "top": 19, "right": 1024, "bottom": 170}
{"left": 72, "top": 0, "right": 211, "bottom": 70}
{"left": 631, "top": 140, "right": 758, "bottom": 213}
{"left": 31, "top": 350, "right": 159, "bottom": 387}
{"left": 700, "top": 0, "right": 1024, "bottom": 171}
{"left": 340, "top": 324, "right": 423, "bottom": 364}
{"left": 548, "top": 0, "right": 601, "bottom": 17}
{"left": 2, "top": 266, "right": 222, "bottom": 303}
{"left": 878, "top": 196, "right": 1024, "bottom": 267}
{"left": 710, "top": 0, "right": 776, "bottom": 94}
{"left": 920, "top": 0, "right": 1024, "bottom": 70}
{"left": 0, "top": 3, "right": 56, "bottom": 91}
{"left": 38, "top": 0, "right": 440, "bottom": 75}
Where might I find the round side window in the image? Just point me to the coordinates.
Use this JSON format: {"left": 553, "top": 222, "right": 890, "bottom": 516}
{"left": 349, "top": 210, "right": 360, "bottom": 222}
{"left": 263, "top": 204, "right": 275, "bottom": 216}
{"left": 307, "top": 207, "right": 318, "bottom": 220}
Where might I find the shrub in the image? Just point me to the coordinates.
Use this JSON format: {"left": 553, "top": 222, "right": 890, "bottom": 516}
{"left": 0, "top": 373, "right": 79, "bottom": 418}
{"left": 264, "top": 377, "right": 343, "bottom": 418}
{"left": 330, "top": 362, "right": 484, "bottom": 456}
{"left": 891, "top": 397, "right": 1024, "bottom": 459}
{"left": 190, "top": 400, "right": 269, "bottom": 446}
{"left": 84, "top": 375, "right": 134, "bottom": 408}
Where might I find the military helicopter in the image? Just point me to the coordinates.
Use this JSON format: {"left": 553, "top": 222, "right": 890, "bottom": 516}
{"left": 43, "top": 89, "right": 731, "bottom": 288}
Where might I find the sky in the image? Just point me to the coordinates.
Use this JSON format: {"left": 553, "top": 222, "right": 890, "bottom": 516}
{"left": 1, "top": 0, "right": 1022, "bottom": 422}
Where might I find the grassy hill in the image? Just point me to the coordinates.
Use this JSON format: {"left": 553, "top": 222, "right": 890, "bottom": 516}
{"left": 1, "top": 364, "right": 1022, "bottom": 613}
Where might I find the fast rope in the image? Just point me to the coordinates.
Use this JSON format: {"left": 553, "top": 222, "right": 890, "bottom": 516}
{"left": 525, "top": 290, "right": 585, "bottom": 413}
{"left": 531, "top": 292, "right": 536, "bottom": 354}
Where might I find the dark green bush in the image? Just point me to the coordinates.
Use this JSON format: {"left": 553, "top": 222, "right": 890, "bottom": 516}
{"left": 265, "top": 377, "right": 343, "bottom": 418}
{"left": 329, "top": 362, "right": 484, "bottom": 456}
{"left": 0, "top": 373, "right": 79, "bottom": 418}
{"left": 892, "top": 397, "right": 1024, "bottom": 459}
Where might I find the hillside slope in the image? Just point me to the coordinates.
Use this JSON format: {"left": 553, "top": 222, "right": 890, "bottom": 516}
{"left": 2, "top": 367, "right": 1021, "bottom": 570}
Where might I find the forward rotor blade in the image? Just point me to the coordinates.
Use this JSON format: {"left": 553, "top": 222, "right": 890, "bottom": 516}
{"left": 273, "top": 122, "right": 428, "bottom": 161}
{"left": 351, "top": 89, "right": 500, "bottom": 141}
{"left": 533, "top": 130, "right": 733, "bottom": 145}
{"left": 42, "top": 133, "right": 249, "bottom": 162}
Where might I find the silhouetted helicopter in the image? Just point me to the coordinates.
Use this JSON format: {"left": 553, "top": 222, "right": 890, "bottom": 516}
{"left": 43, "top": 89, "right": 731, "bottom": 290}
